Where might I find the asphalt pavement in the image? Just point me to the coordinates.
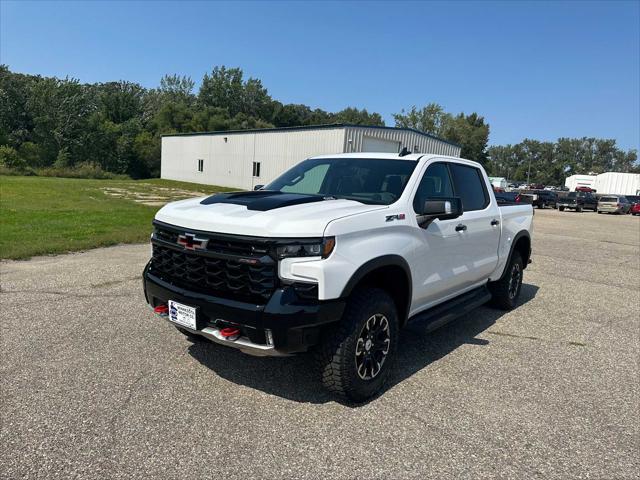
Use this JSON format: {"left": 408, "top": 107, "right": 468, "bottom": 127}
{"left": 1, "top": 209, "right": 638, "bottom": 479}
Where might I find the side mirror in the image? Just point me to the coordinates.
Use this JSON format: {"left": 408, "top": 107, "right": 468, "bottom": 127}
{"left": 253, "top": 184, "right": 264, "bottom": 191}
{"left": 417, "top": 197, "right": 463, "bottom": 228}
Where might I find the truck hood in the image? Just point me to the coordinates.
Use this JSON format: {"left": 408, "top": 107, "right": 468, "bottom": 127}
{"left": 154, "top": 193, "right": 387, "bottom": 237}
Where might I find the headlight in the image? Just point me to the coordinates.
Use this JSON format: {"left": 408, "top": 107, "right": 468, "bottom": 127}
{"left": 276, "top": 237, "right": 335, "bottom": 259}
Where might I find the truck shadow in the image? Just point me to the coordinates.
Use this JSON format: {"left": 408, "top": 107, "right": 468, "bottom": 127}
{"left": 187, "top": 283, "right": 539, "bottom": 406}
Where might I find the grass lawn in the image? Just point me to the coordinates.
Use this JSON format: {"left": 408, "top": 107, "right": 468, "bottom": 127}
{"left": 0, "top": 176, "right": 236, "bottom": 260}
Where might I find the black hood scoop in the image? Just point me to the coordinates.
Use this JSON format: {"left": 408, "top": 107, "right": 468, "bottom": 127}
{"left": 200, "top": 190, "right": 326, "bottom": 211}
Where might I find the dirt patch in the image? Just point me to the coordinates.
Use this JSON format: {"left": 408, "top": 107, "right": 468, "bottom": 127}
{"left": 101, "top": 185, "right": 208, "bottom": 206}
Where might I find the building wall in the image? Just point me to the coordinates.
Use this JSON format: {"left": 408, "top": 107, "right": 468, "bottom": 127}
{"left": 161, "top": 126, "right": 461, "bottom": 189}
{"left": 595, "top": 172, "right": 640, "bottom": 196}
{"left": 343, "top": 126, "right": 461, "bottom": 157}
{"left": 161, "top": 128, "right": 345, "bottom": 190}
{"left": 565, "top": 174, "right": 597, "bottom": 191}
{"left": 564, "top": 172, "right": 640, "bottom": 195}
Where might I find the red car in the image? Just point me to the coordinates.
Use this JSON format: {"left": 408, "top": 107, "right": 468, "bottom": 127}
{"left": 575, "top": 186, "right": 596, "bottom": 193}
{"left": 627, "top": 195, "right": 640, "bottom": 215}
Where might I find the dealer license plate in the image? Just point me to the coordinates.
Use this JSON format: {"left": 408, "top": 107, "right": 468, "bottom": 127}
{"left": 168, "top": 300, "right": 197, "bottom": 330}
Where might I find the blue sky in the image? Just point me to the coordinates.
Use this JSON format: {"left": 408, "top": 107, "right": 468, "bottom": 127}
{"left": 1, "top": 1, "right": 638, "bottom": 150}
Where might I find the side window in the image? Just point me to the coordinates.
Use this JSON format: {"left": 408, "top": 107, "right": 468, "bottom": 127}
{"left": 413, "top": 162, "right": 454, "bottom": 213}
{"left": 448, "top": 163, "right": 489, "bottom": 211}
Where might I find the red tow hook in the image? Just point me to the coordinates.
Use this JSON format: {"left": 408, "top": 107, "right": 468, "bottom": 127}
{"left": 219, "top": 327, "right": 240, "bottom": 341}
{"left": 153, "top": 304, "right": 169, "bottom": 316}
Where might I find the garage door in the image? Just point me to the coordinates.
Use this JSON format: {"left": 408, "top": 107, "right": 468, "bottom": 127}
{"left": 361, "top": 136, "right": 400, "bottom": 153}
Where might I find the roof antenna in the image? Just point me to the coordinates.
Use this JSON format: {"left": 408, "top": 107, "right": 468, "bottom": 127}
{"left": 399, "top": 147, "right": 411, "bottom": 157}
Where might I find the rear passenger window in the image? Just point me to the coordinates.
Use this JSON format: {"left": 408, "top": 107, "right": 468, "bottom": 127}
{"left": 413, "top": 162, "right": 454, "bottom": 213}
{"left": 449, "top": 163, "right": 489, "bottom": 211}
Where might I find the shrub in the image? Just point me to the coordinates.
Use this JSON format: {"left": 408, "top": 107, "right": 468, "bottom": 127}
{"left": 36, "top": 162, "right": 129, "bottom": 180}
{"left": 18, "top": 142, "right": 44, "bottom": 168}
{"left": 0, "top": 145, "right": 27, "bottom": 170}
{"left": 0, "top": 164, "right": 35, "bottom": 176}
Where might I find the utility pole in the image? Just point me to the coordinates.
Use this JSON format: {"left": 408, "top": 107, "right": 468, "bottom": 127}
{"left": 527, "top": 157, "right": 532, "bottom": 185}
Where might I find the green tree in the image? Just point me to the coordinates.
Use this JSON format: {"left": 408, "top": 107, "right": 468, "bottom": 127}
{"left": 333, "top": 107, "right": 384, "bottom": 126}
{"left": 393, "top": 103, "right": 489, "bottom": 163}
{"left": 393, "top": 103, "right": 447, "bottom": 133}
{"left": 198, "top": 66, "right": 245, "bottom": 116}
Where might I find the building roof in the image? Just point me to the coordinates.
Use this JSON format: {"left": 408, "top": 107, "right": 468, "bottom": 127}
{"left": 160, "top": 123, "right": 461, "bottom": 148}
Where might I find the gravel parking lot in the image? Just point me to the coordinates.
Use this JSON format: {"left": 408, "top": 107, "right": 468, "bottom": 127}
{"left": 1, "top": 209, "right": 638, "bottom": 479}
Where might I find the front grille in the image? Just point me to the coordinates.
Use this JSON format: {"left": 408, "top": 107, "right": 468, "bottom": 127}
{"left": 150, "top": 243, "right": 277, "bottom": 304}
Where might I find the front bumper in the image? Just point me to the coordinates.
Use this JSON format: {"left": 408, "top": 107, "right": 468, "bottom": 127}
{"left": 143, "top": 262, "right": 345, "bottom": 356}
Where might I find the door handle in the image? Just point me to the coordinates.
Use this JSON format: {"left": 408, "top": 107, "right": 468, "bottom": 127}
{"left": 491, "top": 219, "right": 500, "bottom": 226}
{"left": 455, "top": 224, "right": 467, "bottom": 232}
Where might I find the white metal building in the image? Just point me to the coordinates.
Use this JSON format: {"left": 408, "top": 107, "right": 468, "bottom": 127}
{"left": 565, "top": 172, "right": 640, "bottom": 195}
{"left": 564, "top": 174, "right": 597, "bottom": 191}
{"left": 161, "top": 124, "right": 461, "bottom": 190}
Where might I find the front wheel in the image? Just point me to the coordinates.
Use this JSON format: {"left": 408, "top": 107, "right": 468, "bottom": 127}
{"left": 489, "top": 251, "right": 524, "bottom": 310}
{"left": 559, "top": 206, "right": 565, "bottom": 212}
{"left": 316, "top": 288, "right": 399, "bottom": 402}
{"left": 577, "top": 206, "right": 583, "bottom": 212}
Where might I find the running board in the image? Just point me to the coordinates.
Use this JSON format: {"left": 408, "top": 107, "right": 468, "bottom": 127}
{"left": 408, "top": 286, "right": 492, "bottom": 333}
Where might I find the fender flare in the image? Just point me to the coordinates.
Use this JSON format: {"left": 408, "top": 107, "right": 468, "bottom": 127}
{"left": 340, "top": 255, "right": 412, "bottom": 321}
{"left": 500, "top": 230, "right": 531, "bottom": 279}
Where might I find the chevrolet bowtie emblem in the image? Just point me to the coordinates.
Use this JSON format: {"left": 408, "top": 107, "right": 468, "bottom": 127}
{"left": 177, "top": 233, "right": 209, "bottom": 250}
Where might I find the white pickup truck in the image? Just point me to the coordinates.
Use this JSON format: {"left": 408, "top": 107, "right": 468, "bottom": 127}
{"left": 143, "top": 153, "right": 533, "bottom": 401}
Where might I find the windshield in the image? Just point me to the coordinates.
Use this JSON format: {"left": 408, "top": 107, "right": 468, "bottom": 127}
{"left": 567, "top": 192, "right": 581, "bottom": 198}
{"left": 264, "top": 158, "right": 418, "bottom": 205}
{"left": 600, "top": 196, "right": 618, "bottom": 202}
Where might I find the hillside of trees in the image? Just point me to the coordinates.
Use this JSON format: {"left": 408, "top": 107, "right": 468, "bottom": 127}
{"left": 0, "top": 65, "right": 637, "bottom": 184}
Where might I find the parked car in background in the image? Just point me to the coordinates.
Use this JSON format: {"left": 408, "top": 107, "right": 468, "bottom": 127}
{"left": 522, "top": 189, "right": 557, "bottom": 209}
{"left": 558, "top": 192, "right": 598, "bottom": 212}
{"left": 575, "top": 186, "right": 596, "bottom": 193}
{"left": 630, "top": 202, "right": 640, "bottom": 216}
{"left": 625, "top": 195, "right": 640, "bottom": 207}
{"left": 597, "top": 195, "right": 632, "bottom": 214}
{"left": 494, "top": 191, "right": 531, "bottom": 205}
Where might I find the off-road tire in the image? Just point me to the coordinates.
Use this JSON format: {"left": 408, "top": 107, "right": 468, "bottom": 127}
{"left": 315, "top": 288, "right": 399, "bottom": 402}
{"left": 559, "top": 206, "right": 565, "bottom": 212}
{"left": 489, "top": 251, "right": 524, "bottom": 311}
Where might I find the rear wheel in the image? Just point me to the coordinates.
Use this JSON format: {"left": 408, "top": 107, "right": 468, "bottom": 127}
{"left": 315, "top": 288, "right": 399, "bottom": 402}
{"left": 489, "top": 251, "right": 524, "bottom": 311}
{"left": 577, "top": 206, "right": 583, "bottom": 213}
{"left": 559, "top": 206, "right": 565, "bottom": 212}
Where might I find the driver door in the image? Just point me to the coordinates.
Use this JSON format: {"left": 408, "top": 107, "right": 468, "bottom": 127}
{"left": 408, "top": 162, "right": 468, "bottom": 308}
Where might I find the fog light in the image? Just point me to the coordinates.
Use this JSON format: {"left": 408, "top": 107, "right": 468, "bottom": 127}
{"left": 265, "top": 329, "right": 274, "bottom": 347}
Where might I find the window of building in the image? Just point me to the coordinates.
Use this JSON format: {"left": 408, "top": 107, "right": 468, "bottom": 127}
{"left": 197, "top": 159, "right": 204, "bottom": 172}
{"left": 252, "top": 161, "right": 261, "bottom": 177}
{"left": 448, "top": 163, "right": 489, "bottom": 211}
